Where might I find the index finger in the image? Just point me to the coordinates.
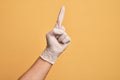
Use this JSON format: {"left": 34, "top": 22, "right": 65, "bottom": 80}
{"left": 57, "top": 6, "right": 65, "bottom": 26}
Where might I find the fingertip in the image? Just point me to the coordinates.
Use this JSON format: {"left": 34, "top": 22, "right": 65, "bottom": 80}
{"left": 62, "top": 6, "right": 65, "bottom": 11}
{"left": 57, "top": 6, "right": 65, "bottom": 26}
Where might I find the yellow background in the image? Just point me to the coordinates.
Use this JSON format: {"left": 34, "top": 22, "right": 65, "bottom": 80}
{"left": 0, "top": 0, "right": 120, "bottom": 80}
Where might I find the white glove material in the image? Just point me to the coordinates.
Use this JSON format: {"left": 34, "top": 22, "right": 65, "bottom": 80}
{"left": 40, "top": 6, "right": 71, "bottom": 64}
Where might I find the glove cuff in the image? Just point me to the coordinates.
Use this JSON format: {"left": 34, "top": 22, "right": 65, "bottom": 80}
{"left": 40, "top": 49, "right": 58, "bottom": 64}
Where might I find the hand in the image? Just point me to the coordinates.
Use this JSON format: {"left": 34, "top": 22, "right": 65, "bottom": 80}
{"left": 40, "top": 6, "right": 71, "bottom": 64}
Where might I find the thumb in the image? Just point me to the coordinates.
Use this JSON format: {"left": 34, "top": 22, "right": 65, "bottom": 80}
{"left": 52, "top": 28, "right": 64, "bottom": 36}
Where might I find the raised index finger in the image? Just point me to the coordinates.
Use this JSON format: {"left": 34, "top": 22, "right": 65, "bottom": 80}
{"left": 57, "top": 6, "right": 65, "bottom": 26}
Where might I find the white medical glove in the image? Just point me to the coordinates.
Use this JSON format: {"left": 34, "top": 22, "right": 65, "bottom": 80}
{"left": 40, "top": 6, "right": 71, "bottom": 64}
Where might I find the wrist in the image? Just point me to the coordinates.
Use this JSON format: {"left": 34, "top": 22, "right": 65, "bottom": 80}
{"left": 39, "top": 56, "right": 53, "bottom": 65}
{"left": 40, "top": 48, "right": 58, "bottom": 64}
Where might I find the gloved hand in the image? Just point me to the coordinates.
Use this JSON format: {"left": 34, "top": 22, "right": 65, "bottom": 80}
{"left": 40, "top": 6, "right": 71, "bottom": 64}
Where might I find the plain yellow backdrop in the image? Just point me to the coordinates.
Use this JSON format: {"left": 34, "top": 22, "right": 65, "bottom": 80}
{"left": 0, "top": 0, "right": 120, "bottom": 80}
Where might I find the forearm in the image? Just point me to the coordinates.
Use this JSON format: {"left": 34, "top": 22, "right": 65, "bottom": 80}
{"left": 18, "top": 57, "right": 52, "bottom": 80}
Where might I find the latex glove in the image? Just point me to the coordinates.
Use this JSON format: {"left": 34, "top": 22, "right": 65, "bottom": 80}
{"left": 40, "top": 6, "right": 71, "bottom": 64}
